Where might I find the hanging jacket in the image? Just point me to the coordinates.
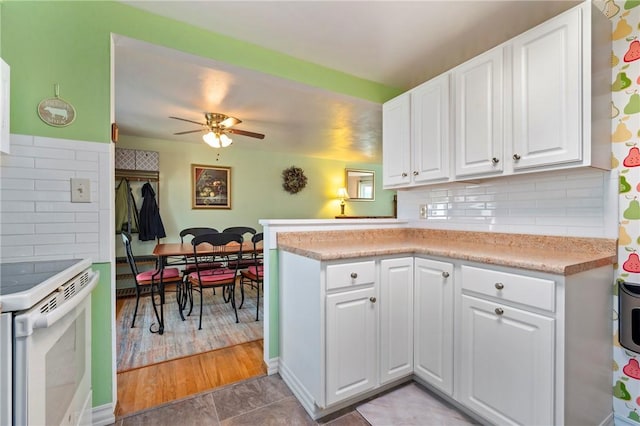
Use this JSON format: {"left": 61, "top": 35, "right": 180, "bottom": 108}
{"left": 138, "top": 182, "right": 166, "bottom": 241}
{"left": 115, "top": 179, "right": 139, "bottom": 233}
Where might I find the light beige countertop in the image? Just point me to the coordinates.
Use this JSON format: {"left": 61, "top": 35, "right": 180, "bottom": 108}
{"left": 277, "top": 228, "right": 617, "bottom": 276}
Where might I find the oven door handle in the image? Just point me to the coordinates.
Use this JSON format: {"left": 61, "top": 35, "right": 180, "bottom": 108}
{"left": 15, "top": 270, "right": 100, "bottom": 337}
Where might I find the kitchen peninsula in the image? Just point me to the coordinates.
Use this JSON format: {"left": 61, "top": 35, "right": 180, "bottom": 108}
{"left": 276, "top": 227, "right": 616, "bottom": 424}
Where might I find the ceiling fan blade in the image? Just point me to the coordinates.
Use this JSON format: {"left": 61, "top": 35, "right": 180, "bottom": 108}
{"left": 226, "top": 128, "right": 265, "bottom": 139}
{"left": 169, "top": 116, "right": 206, "bottom": 126}
{"left": 174, "top": 129, "right": 203, "bottom": 135}
{"left": 220, "top": 116, "right": 242, "bottom": 128}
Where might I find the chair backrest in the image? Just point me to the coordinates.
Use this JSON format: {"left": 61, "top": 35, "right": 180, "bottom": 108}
{"left": 121, "top": 231, "right": 139, "bottom": 277}
{"left": 251, "top": 232, "right": 264, "bottom": 262}
{"left": 191, "top": 232, "right": 244, "bottom": 272}
{"left": 223, "top": 226, "right": 256, "bottom": 240}
{"left": 180, "top": 227, "right": 219, "bottom": 243}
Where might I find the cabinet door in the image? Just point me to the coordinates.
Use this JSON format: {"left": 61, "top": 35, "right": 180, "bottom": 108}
{"left": 413, "top": 258, "right": 454, "bottom": 395}
{"left": 460, "top": 295, "right": 554, "bottom": 426}
{"left": 0, "top": 58, "right": 9, "bottom": 155}
{"left": 511, "top": 7, "right": 581, "bottom": 170}
{"left": 380, "top": 258, "right": 413, "bottom": 385}
{"left": 454, "top": 47, "right": 504, "bottom": 178}
{"left": 411, "top": 73, "right": 450, "bottom": 183}
{"left": 382, "top": 93, "right": 411, "bottom": 187}
{"left": 326, "top": 286, "right": 377, "bottom": 406}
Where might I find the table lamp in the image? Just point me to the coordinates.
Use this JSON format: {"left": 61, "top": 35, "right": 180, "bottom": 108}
{"left": 337, "top": 187, "right": 349, "bottom": 216}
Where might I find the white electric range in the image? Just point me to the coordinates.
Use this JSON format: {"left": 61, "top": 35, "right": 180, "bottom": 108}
{"left": 0, "top": 258, "right": 99, "bottom": 426}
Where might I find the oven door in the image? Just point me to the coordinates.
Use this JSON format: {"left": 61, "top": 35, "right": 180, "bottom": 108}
{"left": 12, "top": 269, "right": 98, "bottom": 426}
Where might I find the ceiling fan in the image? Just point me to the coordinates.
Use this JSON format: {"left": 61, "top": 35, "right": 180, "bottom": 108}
{"left": 169, "top": 112, "right": 265, "bottom": 148}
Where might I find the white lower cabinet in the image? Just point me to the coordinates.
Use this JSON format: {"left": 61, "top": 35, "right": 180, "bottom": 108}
{"left": 413, "top": 258, "right": 454, "bottom": 395}
{"left": 460, "top": 294, "right": 554, "bottom": 425}
{"left": 325, "top": 286, "right": 377, "bottom": 405}
{"left": 279, "top": 250, "right": 612, "bottom": 423}
{"left": 380, "top": 257, "right": 414, "bottom": 384}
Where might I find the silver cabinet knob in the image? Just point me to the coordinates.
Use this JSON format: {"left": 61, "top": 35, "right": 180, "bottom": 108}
{"left": 495, "top": 307, "right": 504, "bottom": 315}
{"left": 350, "top": 272, "right": 358, "bottom": 279}
{"left": 495, "top": 282, "right": 504, "bottom": 290}
{"left": 492, "top": 157, "right": 500, "bottom": 164}
{"left": 442, "top": 271, "right": 450, "bottom": 278}
{"left": 513, "top": 154, "right": 521, "bottom": 160}
{"left": 370, "top": 297, "right": 377, "bottom": 303}
{"left": 413, "top": 171, "right": 419, "bottom": 176}
{"left": 401, "top": 172, "right": 408, "bottom": 177}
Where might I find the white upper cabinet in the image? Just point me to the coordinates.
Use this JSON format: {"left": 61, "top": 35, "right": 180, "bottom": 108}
{"left": 383, "top": 74, "right": 450, "bottom": 188}
{"left": 511, "top": 6, "right": 582, "bottom": 170}
{"left": 382, "top": 2, "right": 610, "bottom": 188}
{"left": 454, "top": 47, "right": 504, "bottom": 178}
{"left": 411, "top": 74, "right": 451, "bottom": 184}
{"left": 382, "top": 94, "right": 411, "bottom": 186}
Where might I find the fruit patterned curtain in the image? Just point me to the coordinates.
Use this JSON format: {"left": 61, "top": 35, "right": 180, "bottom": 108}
{"left": 611, "top": 0, "right": 640, "bottom": 422}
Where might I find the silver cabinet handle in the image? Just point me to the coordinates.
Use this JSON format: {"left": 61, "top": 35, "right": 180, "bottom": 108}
{"left": 442, "top": 271, "right": 450, "bottom": 278}
{"left": 492, "top": 157, "right": 500, "bottom": 164}
{"left": 401, "top": 172, "right": 408, "bottom": 177}
{"left": 495, "top": 282, "right": 504, "bottom": 290}
{"left": 413, "top": 171, "right": 419, "bottom": 176}
{"left": 370, "top": 297, "right": 377, "bottom": 303}
{"left": 513, "top": 154, "right": 521, "bottom": 160}
{"left": 350, "top": 272, "right": 358, "bottom": 279}
{"left": 495, "top": 307, "right": 504, "bottom": 315}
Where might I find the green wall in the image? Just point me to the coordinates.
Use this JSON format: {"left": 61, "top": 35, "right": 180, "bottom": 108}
{"left": 2, "top": 1, "right": 400, "bottom": 143}
{"left": 1, "top": 1, "right": 400, "bottom": 410}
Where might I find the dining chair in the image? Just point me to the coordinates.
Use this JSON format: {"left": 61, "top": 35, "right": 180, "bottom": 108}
{"left": 121, "top": 231, "right": 183, "bottom": 328}
{"left": 239, "top": 232, "right": 264, "bottom": 321}
{"left": 187, "top": 232, "right": 244, "bottom": 329}
{"left": 223, "top": 226, "right": 258, "bottom": 268}
{"left": 177, "top": 227, "right": 221, "bottom": 308}
{"left": 179, "top": 227, "right": 220, "bottom": 271}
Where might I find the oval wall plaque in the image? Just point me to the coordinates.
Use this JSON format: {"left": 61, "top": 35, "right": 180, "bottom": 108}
{"left": 38, "top": 97, "right": 76, "bottom": 127}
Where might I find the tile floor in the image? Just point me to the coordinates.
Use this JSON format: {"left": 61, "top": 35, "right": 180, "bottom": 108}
{"left": 112, "top": 374, "right": 478, "bottom": 426}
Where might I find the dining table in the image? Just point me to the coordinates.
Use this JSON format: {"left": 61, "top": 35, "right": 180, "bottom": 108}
{"left": 151, "top": 240, "right": 261, "bottom": 335}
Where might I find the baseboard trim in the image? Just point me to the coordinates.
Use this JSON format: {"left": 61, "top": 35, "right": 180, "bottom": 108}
{"left": 265, "top": 356, "right": 279, "bottom": 375}
{"left": 92, "top": 403, "right": 115, "bottom": 426}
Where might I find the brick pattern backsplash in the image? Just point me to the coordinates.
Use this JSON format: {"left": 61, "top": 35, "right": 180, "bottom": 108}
{"left": 0, "top": 134, "right": 112, "bottom": 263}
{"left": 397, "top": 168, "right": 617, "bottom": 238}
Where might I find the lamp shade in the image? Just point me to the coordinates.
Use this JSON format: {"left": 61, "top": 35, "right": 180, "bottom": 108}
{"left": 203, "top": 131, "right": 221, "bottom": 148}
{"left": 337, "top": 187, "right": 349, "bottom": 200}
{"left": 220, "top": 133, "right": 233, "bottom": 147}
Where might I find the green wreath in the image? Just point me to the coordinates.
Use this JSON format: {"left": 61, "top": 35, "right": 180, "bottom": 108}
{"left": 282, "top": 166, "right": 308, "bottom": 194}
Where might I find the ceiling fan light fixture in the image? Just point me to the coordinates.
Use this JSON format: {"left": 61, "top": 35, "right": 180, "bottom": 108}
{"left": 220, "top": 133, "right": 233, "bottom": 147}
{"left": 203, "top": 131, "right": 221, "bottom": 148}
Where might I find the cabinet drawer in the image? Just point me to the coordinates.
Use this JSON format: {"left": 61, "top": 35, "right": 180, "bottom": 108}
{"left": 326, "top": 261, "right": 375, "bottom": 290}
{"left": 461, "top": 265, "right": 555, "bottom": 312}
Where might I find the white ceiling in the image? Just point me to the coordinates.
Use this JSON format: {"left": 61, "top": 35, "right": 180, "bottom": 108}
{"left": 115, "top": 0, "right": 582, "bottom": 162}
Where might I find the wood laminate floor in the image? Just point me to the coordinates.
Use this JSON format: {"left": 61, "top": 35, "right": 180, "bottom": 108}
{"left": 115, "top": 297, "right": 266, "bottom": 418}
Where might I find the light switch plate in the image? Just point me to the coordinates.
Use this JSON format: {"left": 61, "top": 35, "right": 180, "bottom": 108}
{"left": 71, "top": 178, "right": 91, "bottom": 203}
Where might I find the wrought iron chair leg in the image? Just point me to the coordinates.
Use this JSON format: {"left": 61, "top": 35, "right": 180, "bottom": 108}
{"left": 131, "top": 287, "right": 141, "bottom": 328}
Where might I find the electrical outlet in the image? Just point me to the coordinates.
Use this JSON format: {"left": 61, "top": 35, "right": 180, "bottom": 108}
{"left": 71, "top": 178, "right": 91, "bottom": 203}
{"left": 419, "top": 204, "right": 428, "bottom": 219}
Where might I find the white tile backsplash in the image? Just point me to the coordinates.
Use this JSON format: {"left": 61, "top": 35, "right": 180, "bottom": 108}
{"left": 0, "top": 134, "right": 111, "bottom": 263}
{"left": 397, "top": 168, "right": 617, "bottom": 238}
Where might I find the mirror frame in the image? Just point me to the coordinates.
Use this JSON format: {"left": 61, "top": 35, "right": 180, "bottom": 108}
{"left": 345, "top": 168, "right": 375, "bottom": 201}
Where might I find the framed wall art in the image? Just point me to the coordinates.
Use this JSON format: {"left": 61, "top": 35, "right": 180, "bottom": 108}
{"left": 191, "top": 164, "right": 231, "bottom": 209}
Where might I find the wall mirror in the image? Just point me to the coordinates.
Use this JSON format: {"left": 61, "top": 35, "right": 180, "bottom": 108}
{"left": 345, "top": 168, "right": 375, "bottom": 201}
